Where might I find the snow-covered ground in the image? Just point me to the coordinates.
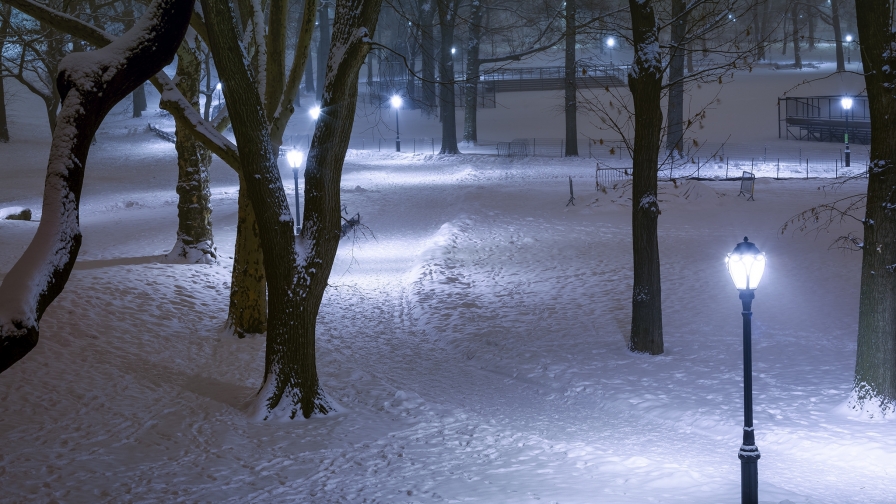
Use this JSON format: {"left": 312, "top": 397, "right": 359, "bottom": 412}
{"left": 1, "top": 59, "right": 893, "bottom": 503}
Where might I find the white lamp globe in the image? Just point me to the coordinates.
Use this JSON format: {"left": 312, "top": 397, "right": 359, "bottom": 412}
{"left": 726, "top": 237, "right": 766, "bottom": 290}
{"left": 607, "top": 37, "right": 615, "bottom": 48}
{"left": 846, "top": 35, "right": 853, "bottom": 42}
{"left": 286, "top": 149, "right": 303, "bottom": 169}
{"left": 309, "top": 105, "right": 321, "bottom": 120}
{"left": 841, "top": 97, "right": 853, "bottom": 110}
{"left": 390, "top": 95, "right": 402, "bottom": 109}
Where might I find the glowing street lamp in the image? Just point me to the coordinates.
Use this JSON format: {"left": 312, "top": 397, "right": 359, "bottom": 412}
{"left": 309, "top": 105, "right": 321, "bottom": 120}
{"left": 286, "top": 149, "right": 304, "bottom": 234}
{"left": 606, "top": 36, "right": 615, "bottom": 64}
{"left": 725, "top": 237, "right": 766, "bottom": 504}
{"left": 390, "top": 95, "right": 402, "bottom": 152}
{"left": 845, "top": 35, "right": 853, "bottom": 64}
{"left": 842, "top": 96, "right": 853, "bottom": 168}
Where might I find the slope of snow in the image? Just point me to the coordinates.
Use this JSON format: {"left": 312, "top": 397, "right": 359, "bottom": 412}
{"left": 0, "top": 61, "right": 893, "bottom": 504}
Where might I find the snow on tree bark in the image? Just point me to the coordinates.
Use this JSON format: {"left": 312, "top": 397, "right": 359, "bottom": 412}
{"left": 437, "top": 0, "right": 460, "bottom": 155}
{"left": 0, "top": 0, "right": 193, "bottom": 373}
{"left": 200, "top": 0, "right": 382, "bottom": 418}
{"left": 564, "top": 0, "right": 578, "bottom": 157}
{"left": 627, "top": 0, "right": 664, "bottom": 356}
{"left": 850, "top": 0, "right": 896, "bottom": 417}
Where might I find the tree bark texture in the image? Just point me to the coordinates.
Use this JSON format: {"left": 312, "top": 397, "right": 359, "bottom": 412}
{"left": 564, "top": 0, "right": 578, "bottom": 156}
{"left": 852, "top": 0, "right": 896, "bottom": 415}
{"left": 832, "top": 0, "right": 844, "bottom": 72}
{"left": 0, "top": 0, "right": 193, "bottom": 374}
{"left": 665, "top": 0, "right": 686, "bottom": 155}
{"left": 132, "top": 83, "right": 147, "bottom": 117}
{"left": 437, "top": 0, "right": 460, "bottom": 154}
{"left": 200, "top": 0, "right": 382, "bottom": 418}
{"left": 228, "top": 175, "right": 267, "bottom": 337}
{"left": 627, "top": 0, "right": 664, "bottom": 355}
{"left": 165, "top": 42, "right": 216, "bottom": 265}
{"left": 462, "top": 0, "right": 482, "bottom": 144}
{"left": 0, "top": 5, "right": 9, "bottom": 142}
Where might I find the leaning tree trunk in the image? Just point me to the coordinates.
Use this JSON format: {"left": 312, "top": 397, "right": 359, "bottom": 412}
{"left": 462, "top": 0, "right": 482, "bottom": 144}
{"left": 851, "top": 0, "right": 896, "bottom": 416}
{"left": 165, "top": 42, "right": 216, "bottom": 264}
{"left": 564, "top": 0, "right": 578, "bottom": 157}
{"left": 627, "top": 0, "right": 664, "bottom": 355}
{"left": 437, "top": 0, "right": 460, "bottom": 154}
{"left": 0, "top": 0, "right": 193, "bottom": 373}
{"left": 316, "top": 2, "right": 330, "bottom": 100}
{"left": 665, "top": 0, "right": 686, "bottom": 156}
{"left": 200, "top": 0, "right": 383, "bottom": 419}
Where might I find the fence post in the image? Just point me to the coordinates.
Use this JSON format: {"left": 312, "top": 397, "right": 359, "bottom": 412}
{"left": 697, "top": 157, "right": 700, "bottom": 178}
{"left": 806, "top": 158, "right": 809, "bottom": 179}
{"left": 726, "top": 157, "right": 729, "bottom": 179}
{"left": 777, "top": 159, "right": 780, "bottom": 179}
{"left": 836, "top": 158, "right": 838, "bottom": 178}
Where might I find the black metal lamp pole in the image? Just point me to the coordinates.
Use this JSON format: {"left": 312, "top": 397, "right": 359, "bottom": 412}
{"left": 726, "top": 237, "right": 765, "bottom": 504}
{"left": 395, "top": 109, "right": 401, "bottom": 152}
{"left": 293, "top": 167, "right": 301, "bottom": 233}
{"left": 738, "top": 288, "right": 760, "bottom": 504}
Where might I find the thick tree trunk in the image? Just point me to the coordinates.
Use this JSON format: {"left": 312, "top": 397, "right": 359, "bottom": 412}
{"left": 0, "top": 0, "right": 193, "bottom": 373}
{"left": 627, "top": 0, "right": 664, "bottom": 355}
{"left": 228, "top": 176, "right": 267, "bottom": 336}
{"left": 0, "top": 6, "right": 7, "bottom": 142}
{"left": 165, "top": 43, "right": 216, "bottom": 264}
{"left": 791, "top": 4, "right": 802, "bottom": 69}
{"left": 564, "top": 0, "right": 578, "bottom": 157}
{"left": 269, "top": 0, "right": 317, "bottom": 148}
{"left": 852, "top": 0, "right": 896, "bottom": 416}
{"left": 201, "top": 0, "right": 382, "bottom": 419}
{"left": 462, "top": 0, "right": 482, "bottom": 145}
{"left": 304, "top": 48, "right": 316, "bottom": 94}
{"left": 437, "top": 0, "right": 460, "bottom": 154}
{"left": 665, "top": 0, "right": 686, "bottom": 155}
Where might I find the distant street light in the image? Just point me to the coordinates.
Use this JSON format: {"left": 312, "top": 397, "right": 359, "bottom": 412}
{"left": 391, "top": 95, "right": 402, "bottom": 152}
{"left": 845, "top": 35, "right": 853, "bottom": 64}
{"left": 606, "top": 37, "right": 615, "bottom": 65}
{"left": 286, "top": 149, "right": 304, "bottom": 234}
{"left": 214, "top": 82, "right": 222, "bottom": 112}
{"left": 725, "top": 237, "right": 766, "bottom": 504}
{"left": 842, "top": 96, "right": 853, "bottom": 168}
{"left": 309, "top": 105, "right": 321, "bottom": 120}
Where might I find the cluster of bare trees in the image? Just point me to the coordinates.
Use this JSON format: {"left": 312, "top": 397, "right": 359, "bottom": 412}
{"left": 0, "top": 0, "right": 892, "bottom": 419}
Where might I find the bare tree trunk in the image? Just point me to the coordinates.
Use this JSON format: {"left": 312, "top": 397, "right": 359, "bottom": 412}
{"left": 791, "top": 4, "right": 802, "bottom": 68}
{"left": 0, "top": 0, "right": 193, "bottom": 373}
{"left": 419, "top": 0, "right": 437, "bottom": 113}
{"left": 0, "top": 6, "right": 9, "bottom": 143}
{"left": 462, "top": 0, "right": 482, "bottom": 145}
{"left": 165, "top": 42, "right": 216, "bottom": 264}
{"left": 832, "top": 0, "right": 844, "bottom": 72}
{"left": 316, "top": 1, "right": 331, "bottom": 100}
{"left": 132, "top": 83, "right": 147, "bottom": 117}
{"left": 665, "top": 0, "right": 686, "bottom": 155}
{"left": 564, "top": 0, "right": 578, "bottom": 157}
{"left": 228, "top": 177, "right": 267, "bottom": 336}
{"left": 627, "top": 0, "right": 664, "bottom": 355}
{"left": 304, "top": 47, "right": 316, "bottom": 94}
{"left": 852, "top": 0, "right": 896, "bottom": 416}
{"left": 201, "top": 0, "right": 383, "bottom": 418}
{"left": 437, "top": 0, "right": 460, "bottom": 154}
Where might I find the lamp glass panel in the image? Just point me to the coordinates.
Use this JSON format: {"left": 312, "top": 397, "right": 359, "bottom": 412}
{"left": 726, "top": 252, "right": 766, "bottom": 290}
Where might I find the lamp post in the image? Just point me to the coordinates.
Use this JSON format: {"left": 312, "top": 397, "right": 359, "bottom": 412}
{"left": 842, "top": 96, "right": 853, "bottom": 168}
{"left": 606, "top": 37, "right": 615, "bottom": 65}
{"left": 390, "top": 94, "right": 402, "bottom": 152}
{"left": 286, "top": 149, "right": 304, "bottom": 234}
{"left": 845, "top": 35, "right": 852, "bottom": 64}
{"left": 725, "top": 237, "right": 766, "bottom": 504}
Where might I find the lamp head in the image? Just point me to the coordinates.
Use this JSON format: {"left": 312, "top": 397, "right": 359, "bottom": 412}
{"left": 606, "top": 37, "right": 615, "bottom": 48}
{"left": 451, "top": 47, "right": 456, "bottom": 54}
{"left": 390, "top": 95, "right": 402, "bottom": 109}
{"left": 726, "top": 237, "right": 766, "bottom": 291}
{"left": 846, "top": 34, "right": 853, "bottom": 42}
{"left": 215, "top": 82, "right": 222, "bottom": 91}
{"left": 286, "top": 149, "right": 303, "bottom": 169}
{"left": 841, "top": 97, "right": 853, "bottom": 110}
{"left": 310, "top": 105, "right": 321, "bottom": 120}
